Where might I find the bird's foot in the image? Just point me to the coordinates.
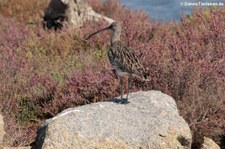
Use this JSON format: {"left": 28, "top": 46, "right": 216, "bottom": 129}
{"left": 113, "top": 98, "right": 129, "bottom": 104}
{"left": 120, "top": 98, "right": 129, "bottom": 104}
{"left": 120, "top": 98, "right": 130, "bottom": 104}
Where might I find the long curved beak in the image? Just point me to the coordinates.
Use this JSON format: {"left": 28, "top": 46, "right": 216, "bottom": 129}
{"left": 85, "top": 25, "right": 111, "bottom": 40}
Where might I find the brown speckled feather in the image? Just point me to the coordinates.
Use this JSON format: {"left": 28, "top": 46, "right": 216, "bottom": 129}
{"left": 108, "top": 40, "right": 145, "bottom": 79}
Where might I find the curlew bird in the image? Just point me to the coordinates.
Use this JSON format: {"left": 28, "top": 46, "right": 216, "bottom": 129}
{"left": 86, "top": 22, "right": 147, "bottom": 104}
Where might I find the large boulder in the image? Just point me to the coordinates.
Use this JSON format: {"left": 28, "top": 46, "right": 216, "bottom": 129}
{"left": 33, "top": 91, "right": 192, "bottom": 149}
{"left": 0, "top": 114, "right": 4, "bottom": 148}
{"left": 43, "top": 0, "right": 114, "bottom": 30}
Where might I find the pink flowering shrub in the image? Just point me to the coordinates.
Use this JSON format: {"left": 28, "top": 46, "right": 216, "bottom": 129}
{"left": 0, "top": 0, "right": 224, "bottom": 148}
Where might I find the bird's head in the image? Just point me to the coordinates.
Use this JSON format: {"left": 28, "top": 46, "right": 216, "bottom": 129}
{"left": 107, "top": 22, "right": 122, "bottom": 32}
{"left": 85, "top": 22, "right": 122, "bottom": 40}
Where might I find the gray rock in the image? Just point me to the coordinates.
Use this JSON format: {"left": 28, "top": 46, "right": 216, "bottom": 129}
{"left": 201, "top": 137, "right": 220, "bottom": 149}
{"left": 33, "top": 91, "right": 192, "bottom": 149}
{"left": 0, "top": 114, "right": 4, "bottom": 148}
{"left": 43, "top": 0, "right": 114, "bottom": 29}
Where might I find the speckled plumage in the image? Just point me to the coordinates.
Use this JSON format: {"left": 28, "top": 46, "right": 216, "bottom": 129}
{"left": 86, "top": 22, "right": 146, "bottom": 103}
{"left": 108, "top": 40, "right": 146, "bottom": 79}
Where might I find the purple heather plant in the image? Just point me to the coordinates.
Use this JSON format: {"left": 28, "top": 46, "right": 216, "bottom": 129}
{"left": 0, "top": 0, "right": 224, "bottom": 148}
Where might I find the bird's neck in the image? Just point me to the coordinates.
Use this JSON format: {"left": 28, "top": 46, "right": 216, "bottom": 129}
{"left": 111, "top": 30, "right": 121, "bottom": 44}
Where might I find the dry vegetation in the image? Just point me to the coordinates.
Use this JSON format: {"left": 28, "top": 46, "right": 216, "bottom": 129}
{"left": 0, "top": 0, "right": 224, "bottom": 148}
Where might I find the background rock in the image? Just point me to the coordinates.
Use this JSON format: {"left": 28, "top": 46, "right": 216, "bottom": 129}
{"left": 44, "top": 0, "right": 114, "bottom": 28}
{"left": 201, "top": 137, "right": 220, "bottom": 149}
{"left": 33, "top": 90, "right": 192, "bottom": 149}
{"left": 0, "top": 114, "right": 4, "bottom": 148}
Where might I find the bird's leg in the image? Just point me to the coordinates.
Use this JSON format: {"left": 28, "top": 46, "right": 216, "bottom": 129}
{"left": 119, "top": 75, "right": 131, "bottom": 104}
{"left": 119, "top": 77, "right": 124, "bottom": 101}
{"left": 125, "top": 74, "right": 132, "bottom": 101}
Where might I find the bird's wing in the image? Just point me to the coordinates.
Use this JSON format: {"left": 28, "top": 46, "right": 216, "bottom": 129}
{"left": 110, "top": 41, "right": 145, "bottom": 78}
